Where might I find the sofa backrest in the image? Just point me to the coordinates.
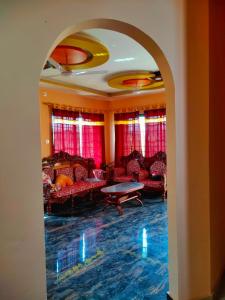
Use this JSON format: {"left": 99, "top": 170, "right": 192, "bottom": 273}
{"left": 55, "top": 166, "right": 74, "bottom": 181}
{"left": 150, "top": 160, "right": 167, "bottom": 176}
{"left": 42, "top": 167, "right": 54, "bottom": 182}
{"left": 42, "top": 151, "right": 95, "bottom": 179}
{"left": 73, "top": 164, "right": 88, "bottom": 182}
{"left": 115, "top": 150, "right": 144, "bottom": 169}
{"left": 127, "top": 159, "right": 141, "bottom": 175}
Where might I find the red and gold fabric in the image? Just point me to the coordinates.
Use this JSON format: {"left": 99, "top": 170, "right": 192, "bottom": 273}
{"left": 55, "top": 167, "right": 74, "bottom": 181}
{"left": 114, "top": 112, "right": 141, "bottom": 163}
{"left": 127, "top": 159, "right": 140, "bottom": 176}
{"left": 140, "top": 179, "right": 163, "bottom": 190}
{"left": 145, "top": 109, "right": 166, "bottom": 158}
{"left": 150, "top": 161, "right": 166, "bottom": 176}
{"left": 52, "top": 180, "right": 106, "bottom": 198}
{"left": 74, "top": 164, "right": 88, "bottom": 182}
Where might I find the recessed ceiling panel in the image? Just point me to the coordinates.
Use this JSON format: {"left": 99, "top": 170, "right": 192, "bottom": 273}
{"left": 40, "top": 28, "right": 164, "bottom": 98}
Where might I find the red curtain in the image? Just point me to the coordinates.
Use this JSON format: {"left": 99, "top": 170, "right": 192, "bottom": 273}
{"left": 52, "top": 109, "right": 80, "bottom": 155}
{"left": 144, "top": 109, "right": 166, "bottom": 157}
{"left": 114, "top": 112, "right": 141, "bottom": 163}
{"left": 81, "top": 113, "right": 105, "bottom": 168}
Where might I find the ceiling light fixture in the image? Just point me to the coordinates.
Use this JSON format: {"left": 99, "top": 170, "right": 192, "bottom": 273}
{"left": 114, "top": 57, "right": 135, "bottom": 62}
{"left": 107, "top": 71, "right": 164, "bottom": 90}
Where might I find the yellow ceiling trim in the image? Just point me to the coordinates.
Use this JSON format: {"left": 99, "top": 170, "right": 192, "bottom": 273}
{"left": 56, "top": 34, "right": 109, "bottom": 70}
{"left": 108, "top": 72, "right": 164, "bottom": 90}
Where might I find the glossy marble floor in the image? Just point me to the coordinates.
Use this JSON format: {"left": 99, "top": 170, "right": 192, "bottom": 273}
{"left": 45, "top": 196, "right": 168, "bottom": 300}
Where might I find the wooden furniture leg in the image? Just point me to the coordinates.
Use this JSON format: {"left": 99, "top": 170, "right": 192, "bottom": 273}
{"left": 47, "top": 201, "right": 52, "bottom": 214}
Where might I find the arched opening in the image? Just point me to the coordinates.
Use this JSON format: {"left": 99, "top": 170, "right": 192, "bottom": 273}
{"left": 41, "top": 19, "right": 176, "bottom": 299}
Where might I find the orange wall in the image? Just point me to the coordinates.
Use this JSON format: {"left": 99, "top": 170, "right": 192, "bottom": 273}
{"left": 39, "top": 87, "right": 166, "bottom": 162}
{"left": 39, "top": 87, "right": 109, "bottom": 158}
{"left": 109, "top": 92, "right": 166, "bottom": 111}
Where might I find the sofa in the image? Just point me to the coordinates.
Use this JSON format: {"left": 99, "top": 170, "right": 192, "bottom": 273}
{"left": 42, "top": 151, "right": 107, "bottom": 213}
{"left": 113, "top": 150, "right": 167, "bottom": 198}
{"left": 113, "top": 150, "right": 144, "bottom": 183}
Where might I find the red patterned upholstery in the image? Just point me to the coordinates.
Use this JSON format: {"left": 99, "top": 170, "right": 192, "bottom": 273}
{"left": 52, "top": 182, "right": 85, "bottom": 198}
{"left": 91, "top": 180, "right": 107, "bottom": 189}
{"left": 140, "top": 161, "right": 166, "bottom": 196}
{"left": 112, "top": 151, "right": 167, "bottom": 198}
{"left": 74, "top": 164, "right": 88, "bottom": 182}
{"left": 127, "top": 159, "right": 140, "bottom": 175}
{"left": 42, "top": 171, "right": 52, "bottom": 185}
{"left": 43, "top": 167, "right": 54, "bottom": 182}
{"left": 113, "top": 167, "right": 125, "bottom": 178}
{"left": 55, "top": 167, "right": 74, "bottom": 181}
{"left": 140, "top": 179, "right": 163, "bottom": 190}
{"left": 114, "top": 175, "right": 133, "bottom": 183}
{"left": 150, "top": 161, "right": 166, "bottom": 176}
{"left": 52, "top": 180, "right": 106, "bottom": 198}
{"left": 113, "top": 160, "right": 140, "bottom": 183}
{"left": 139, "top": 169, "right": 149, "bottom": 181}
{"left": 42, "top": 152, "right": 108, "bottom": 213}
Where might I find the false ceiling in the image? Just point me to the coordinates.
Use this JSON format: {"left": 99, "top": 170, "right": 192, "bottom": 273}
{"left": 40, "top": 29, "right": 164, "bottom": 99}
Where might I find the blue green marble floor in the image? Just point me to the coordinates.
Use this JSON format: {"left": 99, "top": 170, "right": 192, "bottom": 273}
{"left": 45, "top": 197, "right": 168, "bottom": 300}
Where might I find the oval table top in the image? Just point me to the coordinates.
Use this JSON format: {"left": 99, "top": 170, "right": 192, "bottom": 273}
{"left": 101, "top": 182, "right": 144, "bottom": 195}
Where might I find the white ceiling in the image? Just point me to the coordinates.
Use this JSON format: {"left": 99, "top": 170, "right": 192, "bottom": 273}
{"left": 40, "top": 28, "right": 164, "bottom": 99}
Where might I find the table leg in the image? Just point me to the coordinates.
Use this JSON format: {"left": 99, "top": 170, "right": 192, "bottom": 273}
{"left": 116, "top": 203, "right": 124, "bottom": 215}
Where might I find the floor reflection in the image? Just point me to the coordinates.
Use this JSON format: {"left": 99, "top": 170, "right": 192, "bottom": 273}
{"left": 142, "top": 227, "right": 148, "bottom": 259}
{"left": 45, "top": 198, "right": 168, "bottom": 300}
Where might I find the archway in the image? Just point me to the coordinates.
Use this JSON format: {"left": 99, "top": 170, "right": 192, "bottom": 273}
{"left": 42, "top": 19, "right": 177, "bottom": 298}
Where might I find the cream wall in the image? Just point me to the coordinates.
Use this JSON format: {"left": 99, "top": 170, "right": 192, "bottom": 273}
{"left": 0, "top": 1, "right": 218, "bottom": 300}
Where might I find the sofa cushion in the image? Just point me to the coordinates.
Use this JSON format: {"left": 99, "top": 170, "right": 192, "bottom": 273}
{"left": 52, "top": 182, "right": 90, "bottom": 198}
{"left": 88, "top": 180, "right": 107, "bottom": 189}
{"left": 127, "top": 159, "right": 140, "bottom": 176}
{"left": 141, "top": 179, "right": 163, "bottom": 190}
{"left": 74, "top": 164, "right": 88, "bottom": 182}
{"left": 113, "top": 167, "right": 125, "bottom": 177}
{"left": 55, "top": 167, "right": 74, "bottom": 181}
{"left": 55, "top": 174, "right": 73, "bottom": 188}
{"left": 139, "top": 169, "right": 149, "bottom": 181}
{"left": 52, "top": 180, "right": 107, "bottom": 198}
{"left": 150, "top": 161, "right": 166, "bottom": 176}
{"left": 114, "top": 175, "right": 133, "bottom": 183}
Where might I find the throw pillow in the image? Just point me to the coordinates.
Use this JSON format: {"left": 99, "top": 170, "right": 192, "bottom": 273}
{"left": 55, "top": 174, "right": 73, "bottom": 188}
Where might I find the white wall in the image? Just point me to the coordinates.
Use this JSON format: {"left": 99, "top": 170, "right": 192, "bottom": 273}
{"left": 0, "top": 1, "right": 211, "bottom": 299}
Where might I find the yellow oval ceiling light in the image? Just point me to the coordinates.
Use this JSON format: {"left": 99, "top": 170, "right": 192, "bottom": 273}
{"left": 50, "top": 33, "right": 109, "bottom": 70}
{"left": 108, "top": 71, "right": 164, "bottom": 90}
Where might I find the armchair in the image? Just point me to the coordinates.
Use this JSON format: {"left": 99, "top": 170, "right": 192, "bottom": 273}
{"left": 139, "top": 158, "right": 167, "bottom": 199}
{"left": 113, "top": 150, "right": 144, "bottom": 183}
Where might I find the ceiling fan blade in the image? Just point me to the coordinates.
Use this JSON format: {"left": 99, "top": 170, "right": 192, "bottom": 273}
{"left": 74, "top": 70, "right": 108, "bottom": 76}
{"left": 48, "top": 57, "right": 66, "bottom": 72}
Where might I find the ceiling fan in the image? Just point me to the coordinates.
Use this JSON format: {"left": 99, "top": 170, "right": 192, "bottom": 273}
{"left": 44, "top": 58, "right": 108, "bottom": 77}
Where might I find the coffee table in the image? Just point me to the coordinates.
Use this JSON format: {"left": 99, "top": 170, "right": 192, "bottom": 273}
{"left": 101, "top": 182, "right": 144, "bottom": 215}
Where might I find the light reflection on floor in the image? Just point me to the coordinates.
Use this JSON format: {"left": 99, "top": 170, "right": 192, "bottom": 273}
{"left": 45, "top": 197, "right": 168, "bottom": 300}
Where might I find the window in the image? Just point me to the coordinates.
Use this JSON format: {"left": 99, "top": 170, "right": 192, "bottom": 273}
{"left": 52, "top": 109, "right": 105, "bottom": 167}
{"left": 139, "top": 114, "right": 146, "bottom": 156}
{"left": 114, "top": 109, "right": 166, "bottom": 161}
